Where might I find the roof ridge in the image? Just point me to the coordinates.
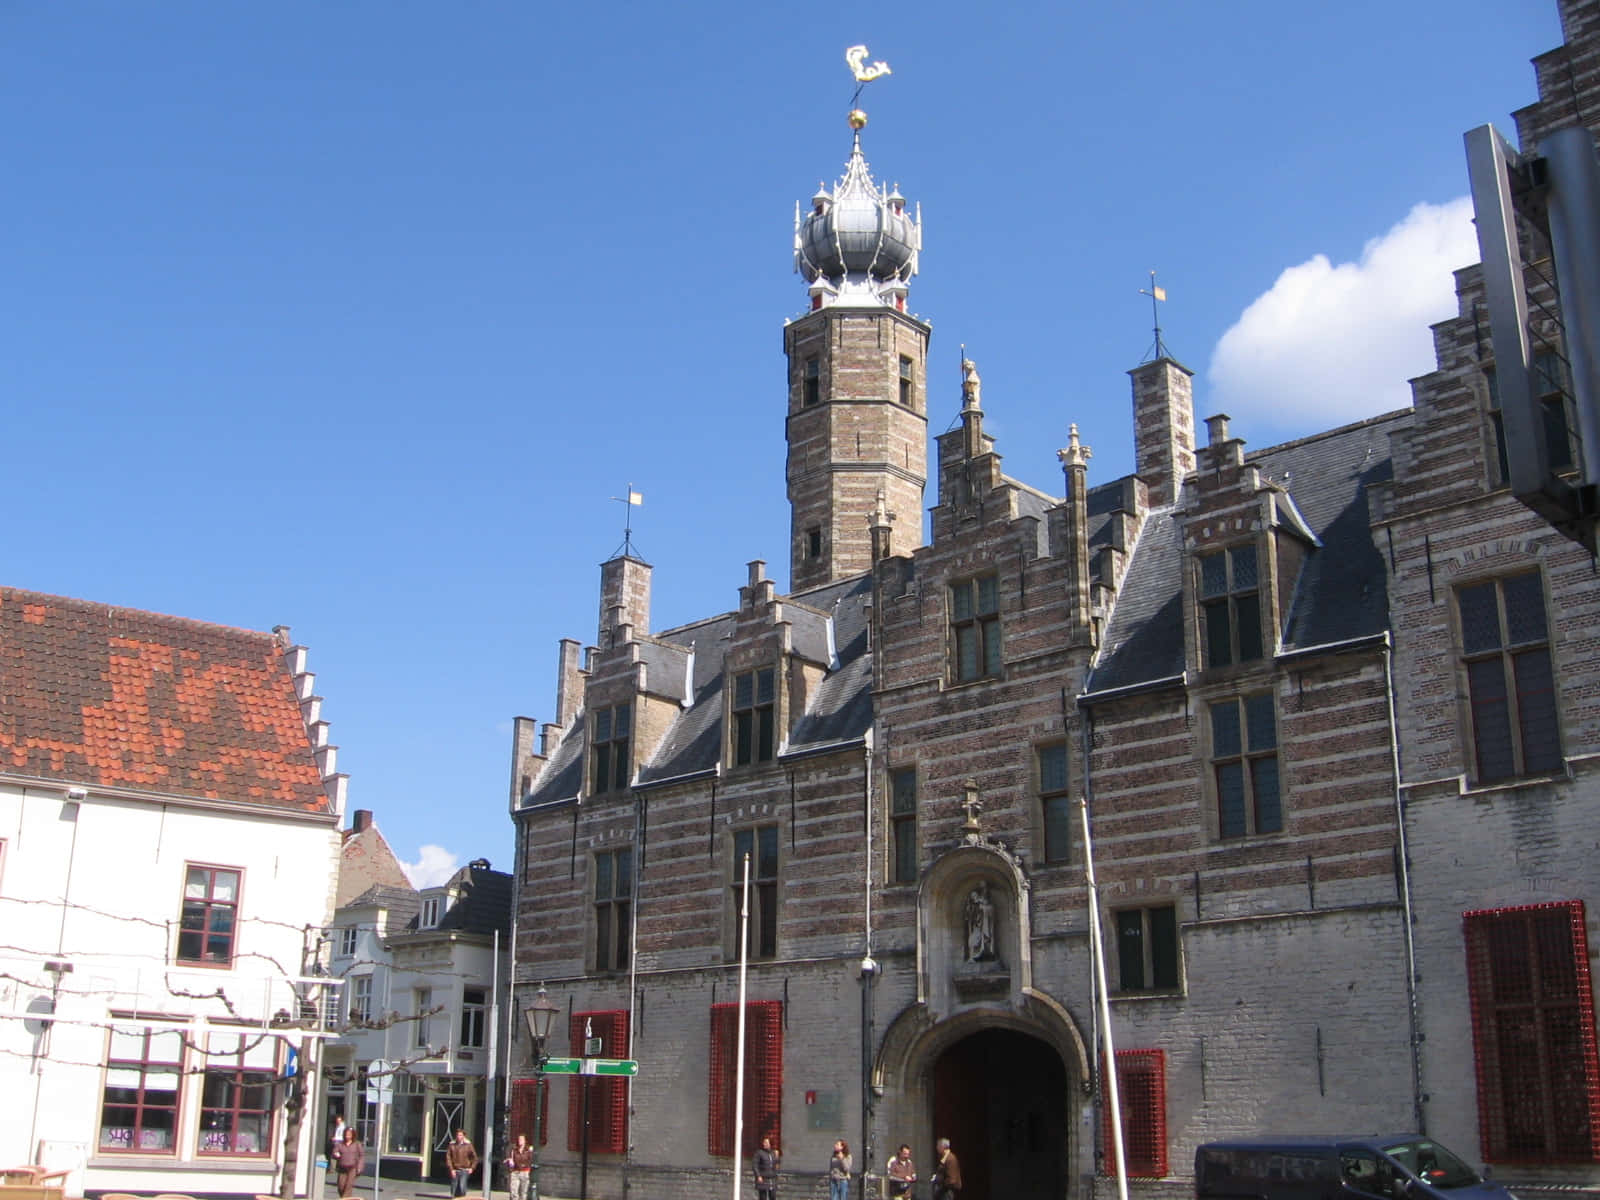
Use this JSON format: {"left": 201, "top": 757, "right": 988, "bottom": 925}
{"left": 1246, "top": 407, "right": 1411, "bottom": 459}
{"left": 1, "top": 587, "right": 283, "bottom": 643}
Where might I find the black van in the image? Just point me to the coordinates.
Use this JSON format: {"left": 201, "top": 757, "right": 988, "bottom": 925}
{"left": 1194, "top": 1134, "right": 1515, "bottom": 1200}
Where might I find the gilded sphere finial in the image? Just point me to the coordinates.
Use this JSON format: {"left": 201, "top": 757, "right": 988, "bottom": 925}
{"left": 848, "top": 109, "right": 868, "bottom": 131}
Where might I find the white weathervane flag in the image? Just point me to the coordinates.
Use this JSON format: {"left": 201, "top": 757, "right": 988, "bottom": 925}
{"left": 845, "top": 45, "right": 891, "bottom": 83}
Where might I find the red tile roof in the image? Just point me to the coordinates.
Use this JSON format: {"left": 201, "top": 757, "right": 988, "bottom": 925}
{"left": 0, "top": 588, "right": 332, "bottom": 812}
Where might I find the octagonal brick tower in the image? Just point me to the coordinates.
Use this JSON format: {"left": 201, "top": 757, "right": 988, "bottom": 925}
{"left": 785, "top": 118, "right": 929, "bottom": 591}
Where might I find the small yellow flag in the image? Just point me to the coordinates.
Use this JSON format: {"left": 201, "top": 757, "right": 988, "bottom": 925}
{"left": 1152, "top": 286, "right": 1167, "bottom": 302}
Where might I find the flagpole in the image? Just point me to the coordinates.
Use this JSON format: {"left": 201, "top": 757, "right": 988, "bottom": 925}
{"left": 732, "top": 852, "right": 751, "bottom": 1200}
{"left": 1080, "top": 796, "right": 1129, "bottom": 1200}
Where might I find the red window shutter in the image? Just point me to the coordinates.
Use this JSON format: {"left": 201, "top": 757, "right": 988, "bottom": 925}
{"left": 508, "top": 1077, "right": 549, "bottom": 1148}
{"left": 1101, "top": 1048, "right": 1167, "bottom": 1178}
{"left": 708, "top": 1000, "right": 784, "bottom": 1158}
{"left": 1464, "top": 900, "right": 1600, "bottom": 1163}
{"left": 565, "top": 1010, "right": 630, "bottom": 1155}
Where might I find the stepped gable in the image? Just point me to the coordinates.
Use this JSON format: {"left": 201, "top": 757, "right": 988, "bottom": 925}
{"left": 1087, "top": 410, "right": 1405, "bottom": 694}
{"left": 0, "top": 586, "right": 331, "bottom": 811}
{"left": 520, "top": 573, "right": 874, "bottom": 806}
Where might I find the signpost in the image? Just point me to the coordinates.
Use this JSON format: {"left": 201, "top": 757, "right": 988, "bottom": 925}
{"left": 368, "top": 1060, "right": 394, "bottom": 1200}
{"left": 540, "top": 1057, "right": 639, "bottom": 1077}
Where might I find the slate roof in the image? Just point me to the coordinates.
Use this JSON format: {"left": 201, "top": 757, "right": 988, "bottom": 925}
{"left": 524, "top": 574, "right": 873, "bottom": 805}
{"left": 344, "top": 883, "right": 422, "bottom": 927}
{"left": 1086, "top": 411, "right": 1404, "bottom": 696}
{"left": 0, "top": 588, "right": 330, "bottom": 811}
{"left": 401, "top": 861, "right": 511, "bottom": 938}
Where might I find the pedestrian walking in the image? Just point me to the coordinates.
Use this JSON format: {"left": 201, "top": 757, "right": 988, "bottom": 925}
{"left": 504, "top": 1133, "right": 534, "bottom": 1200}
{"left": 753, "top": 1135, "right": 780, "bottom": 1200}
{"left": 331, "top": 1127, "right": 364, "bottom": 1199}
{"left": 931, "top": 1138, "right": 962, "bottom": 1200}
{"left": 446, "top": 1128, "right": 479, "bottom": 1197}
{"left": 828, "top": 1140, "right": 853, "bottom": 1200}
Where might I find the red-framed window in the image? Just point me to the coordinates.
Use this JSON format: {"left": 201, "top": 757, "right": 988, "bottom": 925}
{"left": 708, "top": 1000, "right": 783, "bottom": 1158}
{"left": 1101, "top": 1048, "right": 1167, "bottom": 1178}
{"left": 1464, "top": 900, "right": 1600, "bottom": 1163}
{"left": 566, "top": 1011, "right": 628, "bottom": 1154}
{"left": 99, "top": 1025, "right": 184, "bottom": 1154}
{"left": 177, "top": 864, "right": 242, "bottom": 966}
{"left": 509, "top": 1077, "right": 550, "bottom": 1147}
{"left": 198, "top": 1031, "right": 277, "bottom": 1156}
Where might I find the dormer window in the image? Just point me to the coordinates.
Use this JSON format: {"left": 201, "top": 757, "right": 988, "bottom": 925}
{"left": 732, "top": 668, "right": 776, "bottom": 766}
{"left": 1199, "top": 545, "right": 1262, "bottom": 668}
{"left": 590, "top": 703, "right": 631, "bottom": 795}
{"left": 420, "top": 895, "right": 443, "bottom": 929}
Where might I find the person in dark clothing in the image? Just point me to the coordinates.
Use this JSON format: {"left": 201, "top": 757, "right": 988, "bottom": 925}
{"left": 753, "top": 1135, "right": 781, "bottom": 1200}
{"left": 932, "top": 1138, "right": 962, "bottom": 1200}
{"left": 331, "top": 1127, "right": 364, "bottom": 1199}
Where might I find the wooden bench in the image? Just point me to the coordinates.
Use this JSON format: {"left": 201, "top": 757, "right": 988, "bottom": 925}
{"left": 0, "top": 1185, "right": 65, "bottom": 1200}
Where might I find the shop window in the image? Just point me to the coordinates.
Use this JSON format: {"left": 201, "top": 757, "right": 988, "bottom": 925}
{"left": 708, "top": 1000, "right": 783, "bottom": 1157}
{"left": 1464, "top": 901, "right": 1600, "bottom": 1163}
{"left": 1038, "top": 743, "right": 1072, "bottom": 863}
{"left": 950, "top": 575, "right": 1002, "bottom": 682}
{"left": 567, "top": 1011, "right": 629, "bottom": 1154}
{"left": 1199, "top": 545, "right": 1263, "bottom": 668}
{"left": 198, "top": 1031, "right": 276, "bottom": 1156}
{"left": 593, "top": 847, "right": 632, "bottom": 972}
{"left": 177, "top": 864, "right": 241, "bottom": 966}
{"left": 1458, "top": 572, "right": 1561, "bottom": 782}
{"left": 732, "top": 669, "right": 776, "bottom": 766}
{"left": 1102, "top": 1048, "right": 1167, "bottom": 1177}
{"left": 890, "top": 767, "right": 917, "bottom": 884}
{"left": 1209, "top": 694, "right": 1282, "bottom": 838}
{"left": 1116, "top": 905, "right": 1179, "bottom": 992}
{"left": 99, "top": 1025, "right": 183, "bottom": 1154}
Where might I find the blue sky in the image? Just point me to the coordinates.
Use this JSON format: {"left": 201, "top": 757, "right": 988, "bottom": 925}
{"left": 4, "top": 2, "right": 1561, "bottom": 884}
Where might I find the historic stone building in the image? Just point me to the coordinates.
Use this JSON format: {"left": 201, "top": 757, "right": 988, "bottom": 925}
{"left": 508, "top": 7, "right": 1600, "bottom": 1197}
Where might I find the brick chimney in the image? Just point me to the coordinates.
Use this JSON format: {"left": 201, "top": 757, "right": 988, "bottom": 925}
{"left": 1128, "top": 358, "right": 1197, "bottom": 508}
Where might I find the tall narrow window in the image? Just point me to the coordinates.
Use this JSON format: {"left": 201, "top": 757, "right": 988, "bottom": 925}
{"left": 198, "top": 1031, "right": 277, "bottom": 1156}
{"left": 806, "top": 527, "right": 822, "bottom": 560}
{"left": 732, "top": 669, "right": 776, "bottom": 766}
{"left": 1464, "top": 901, "right": 1600, "bottom": 1163}
{"left": 1210, "top": 694, "right": 1282, "bottom": 838}
{"left": 732, "top": 826, "right": 779, "bottom": 959}
{"left": 1116, "top": 906, "right": 1179, "bottom": 992}
{"left": 177, "top": 865, "right": 241, "bottom": 966}
{"left": 593, "top": 847, "right": 632, "bottom": 972}
{"left": 898, "top": 355, "right": 914, "bottom": 407}
{"left": 460, "top": 987, "right": 487, "bottom": 1049}
{"left": 414, "top": 988, "right": 432, "bottom": 1049}
{"left": 338, "top": 926, "right": 359, "bottom": 958}
{"left": 1102, "top": 1049, "right": 1168, "bottom": 1177}
{"left": 1534, "top": 349, "right": 1576, "bottom": 470}
{"left": 708, "top": 1001, "right": 783, "bottom": 1157}
{"left": 1199, "top": 545, "right": 1263, "bottom": 668}
{"left": 590, "top": 703, "right": 631, "bottom": 794}
{"left": 567, "top": 1011, "right": 629, "bottom": 1154}
{"left": 348, "top": 976, "right": 372, "bottom": 1024}
{"left": 803, "top": 358, "right": 820, "bottom": 407}
{"left": 419, "top": 895, "right": 443, "bottom": 928}
{"left": 950, "top": 575, "right": 1002, "bottom": 682}
{"left": 1485, "top": 367, "right": 1510, "bottom": 486}
{"left": 889, "top": 768, "right": 917, "bottom": 884}
{"left": 100, "top": 1026, "right": 183, "bottom": 1154}
{"left": 1038, "top": 743, "right": 1072, "bottom": 863}
{"left": 1458, "top": 572, "right": 1561, "bottom": 782}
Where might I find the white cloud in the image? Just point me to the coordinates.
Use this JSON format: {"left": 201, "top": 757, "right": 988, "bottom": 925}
{"left": 1206, "top": 197, "right": 1478, "bottom": 434}
{"left": 401, "top": 844, "right": 460, "bottom": 889}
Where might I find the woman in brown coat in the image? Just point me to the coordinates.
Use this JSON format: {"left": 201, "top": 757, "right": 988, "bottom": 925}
{"left": 331, "top": 1127, "right": 365, "bottom": 1198}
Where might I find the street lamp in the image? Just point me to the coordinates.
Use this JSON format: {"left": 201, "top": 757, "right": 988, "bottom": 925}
{"left": 523, "top": 986, "right": 561, "bottom": 1200}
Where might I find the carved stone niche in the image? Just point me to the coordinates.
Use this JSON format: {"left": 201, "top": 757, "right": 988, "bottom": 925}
{"left": 918, "top": 841, "right": 1032, "bottom": 1017}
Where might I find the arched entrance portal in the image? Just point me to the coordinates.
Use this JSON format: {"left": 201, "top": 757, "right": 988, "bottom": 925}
{"left": 932, "top": 1029, "right": 1066, "bottom": 1200}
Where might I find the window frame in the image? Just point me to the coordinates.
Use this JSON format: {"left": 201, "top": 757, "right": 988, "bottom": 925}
{"left": 1114, "top": 904, "right": 1181, "bottom": 993}
{"left": 889, "top": 767, "right": 917, "bottom": 885}
{"left": 348, "top": 975, "right": 373, "bottom": 1024}
{"left": 1037, "top": 742, "right": 1072, "bottom": 864}
{"left": 414, "top": 987, "right": 432, "bottom": 1049}
{"left": 176, "top": 864, "right": 243, "bottom": 967}
{"left": 1456, "top": 571, "right": 1562, "bottom": 783}
{"left": 731, "top": 668, "right": 777, "bottom": 767}
{"left": 197, "top": 1030, "right": 277, "bottom": 1157}
{"left": 1198, "top": 544, "right": 1264, "bottom": 669}
{"left": 803, "top": 358, "right": 820, "bottom": 407}
{"left": 1484, "top": 366, "right": 1511, "bottom": 487}
{"left": 590, "top": 702, "right": 632, "bottom": 795}
{"left": 460, "top": 987, "right": 488, "bottom": 1050}
{"left": 1207, "top": 693, "right": 1283, "bottom": 839}
{"left": 339, "top": 926, "right": 359, "bottom": 959}
{"left": 898, "top": 355, "right": 914, "bottom": 407}
{"left": 730, "top": 826, "right": 780, "bottom": 960}
{"left": 1464, "top": 900, "right": 1600, "bottom": 1163}
{"left": 592, "top": 847, "right": 633, "bottom": 973}
{"left": 99, "top": 1025, "right": 185, "bottom": 1155}
{"left": 949, "top": 574, "right": 1002, "bottom": 683}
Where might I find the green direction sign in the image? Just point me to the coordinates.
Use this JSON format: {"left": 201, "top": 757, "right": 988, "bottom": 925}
{"left": 541, "top": 1057, "right": 639, "bottom": 1077}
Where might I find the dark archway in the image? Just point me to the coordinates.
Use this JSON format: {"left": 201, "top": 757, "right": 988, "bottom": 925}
{"left": 932, "top": 1028, "right": 1067, "bottom": 1200}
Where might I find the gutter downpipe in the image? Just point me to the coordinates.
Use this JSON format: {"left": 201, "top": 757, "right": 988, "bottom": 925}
{"left": 1383, "top": 634, "right": 1426, "bottom": 1133}
{"left": 859, "top": 735, "right": 878, "bottom": 1200}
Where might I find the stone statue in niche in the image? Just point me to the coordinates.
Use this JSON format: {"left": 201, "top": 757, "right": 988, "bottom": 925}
{"left": 964, "top": 881, "right": 996, "bottom": 962}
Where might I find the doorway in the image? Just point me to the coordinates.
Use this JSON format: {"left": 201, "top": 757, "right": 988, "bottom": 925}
{"left": 932, "top": 1028, "right": 1067, "bottom": 1200}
